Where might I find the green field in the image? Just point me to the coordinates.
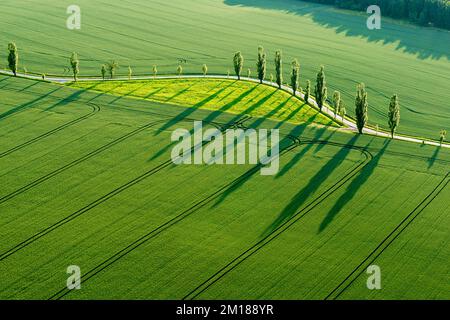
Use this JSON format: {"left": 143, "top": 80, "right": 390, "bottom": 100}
{"left": 1, "top": 0, "right": 450, "bottom": 140}
{"left": 0, "top": 0, "right": 449, "bottom": 301}
{"left": 69, "top": 78, "right": 337, "bottom": 127}
{"left": 0, "top": 74, "right": 448, "bottom": 299}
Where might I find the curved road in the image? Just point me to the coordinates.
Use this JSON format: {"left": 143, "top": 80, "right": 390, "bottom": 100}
{"left": 1, "top": 70, "right": 449, "bottom": 149}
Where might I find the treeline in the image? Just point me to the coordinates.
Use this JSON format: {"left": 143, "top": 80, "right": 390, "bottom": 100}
{"left": 303, "top": 0, "right": 450, "bottom": 30}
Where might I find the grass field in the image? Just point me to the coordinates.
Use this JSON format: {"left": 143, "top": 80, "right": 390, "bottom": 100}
{"left": 69, "top": 78, "right": 337, "bottom": 127}
{"left": 1, "top": 0, "right": 450, "bottom": 140}
{"left": 0, "top": 74, "right": 448, "bottom": 300}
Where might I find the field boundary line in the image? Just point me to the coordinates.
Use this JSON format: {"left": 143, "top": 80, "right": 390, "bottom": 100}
{"left": 0, "top": 103, "right": 100, "bottom": 159}
{"left": 326, "top": 171, "right": 450, "bottom": 300}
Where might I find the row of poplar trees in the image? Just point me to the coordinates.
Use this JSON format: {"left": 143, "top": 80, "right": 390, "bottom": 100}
{"left": 5, "top": 41, "right": 401, "bottom": 139}
{"left": 233, "top": 46, "right": 401, "bottom": 138}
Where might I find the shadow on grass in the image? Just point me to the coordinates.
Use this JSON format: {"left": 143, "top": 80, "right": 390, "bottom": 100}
{"left": 275, "top": 121, "right": 325, "bottom": 179}
{"left": 262, "top": 134, "right": 360, "bottom": 237}
{"left": 44, "top": 86, "right": 93, "bottom": 111}
{"left": 148, "top": 83, "right": 257, "bottom": 161}
{"left": 428, "top": 146, "right": 441, "bottom": 168}
{"left": 0, "top": 87, "right": 62, "bottom": 120}
{"left": 318, "top": 139, "right": 390, "bottom": 233}
{"left": 224, "top": 0, "right": 450, "bottom": 60}
{"left": 152, "top": 80, "right": 238, "bottom": 138}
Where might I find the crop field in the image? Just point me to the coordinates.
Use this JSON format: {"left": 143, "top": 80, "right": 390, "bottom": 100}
{"left": 1, "top": 0, "right": 450, "bottom": 139}
{"left": 0, "top": 0, "right": 449, "bottom": 303}
{"left": 0, "top": 74, "right": 448, "bottom": 300}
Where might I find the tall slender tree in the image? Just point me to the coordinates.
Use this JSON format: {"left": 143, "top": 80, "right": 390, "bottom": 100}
{"left": 128, "top": 66, "right": 132, "bottom": 80}
{"left": 388, "top": 94, "right": 400, "bottom": 138}
{"left": 101, "top": 64, "right": 106, "bottom": 80}
{"left": 152, "top": 65, "right": 158, "bottom": 79}
{"left": 202, "top": 64, "right": 208, "bottom": 76}
{"left": 274, "top": 50, "right": 282, "bottom": 89}
{"left": 233, "top": 51, "right": 244, "bottom": 80}
{"left": 355, "top": 83, "right": 369, "bottom": 134}
{"left": 290, "top": 59, "right": 300, "bottom": 96}
{"left": 256, "top": 46, "right": 266, "bottom": 84}
{"left": 8, "top": 42, "right": 19, "bottom": 76}
{"left": 106, "top": 60, "right": 119, "bottom": 79}
{"left": 177, "top": 65, "right": 183, "bottom": 76}
{"left": 314, "top": 65, "right": 327, "bottom": 110}
{"left": 333, "top": 91, "right": 341, "bottom": 117}
{"left": 70, "top": 52, "right": 79, "bottom": 81}
{"left": 340, "top": 103, "right": 346, "bottom": 122}
{"left": 439, "top": 129, "right": 447, "bottom": 145}
{"left": 304, "top": 80, "right": 311, "bottom": 104}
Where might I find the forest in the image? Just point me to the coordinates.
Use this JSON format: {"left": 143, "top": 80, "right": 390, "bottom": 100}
{"left": 304, "top": 0, "right": 450, "bottom": 30}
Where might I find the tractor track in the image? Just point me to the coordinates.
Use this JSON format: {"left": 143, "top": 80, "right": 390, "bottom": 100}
{"left": 325, "top": 171, "right": 450, "bottom": 300}
{"left": 0, "top": 117, "right": 166, "bottom": 205}
{"left": 48, "top": 134, "right": 300, "bottom": 300}
{"left": 0, "top": 103, "right": 100, "bottom": 159}
{"left": 0, "top": 114, "right": 228, "bottom": 205}
{"left": 48, "top": 135, "right": 371, "bottom": 300}
{"left": 0, "top": 117, "right": 247, "bottom": 263}
{"left": 182, "top": 140, "right": 373, "bottom": 300}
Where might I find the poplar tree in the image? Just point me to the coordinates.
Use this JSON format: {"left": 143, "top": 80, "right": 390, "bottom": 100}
{"left": 233, "top": 51, "right": 243, "bottom": 80}
{"left": 388, "top": 94, "right": 400, "bottom": 138}
{"left": 314, "top": 65, "right": 327, "bottom": 110}
{"left": 304, "top": 80, "right": 310, "bottom": 104}
{"left": 128, "top": 66, "right": 132, "bottom": 80}
{"left": 290, "top": 59, "right": 300, "bottom": 96}
{"left": 256, "top": 46, "right": 266, "bottom": 84}
{"left": 333, "top": 91, "right": 341, "bottom": 117}
{"left": 101, "top": 64, "right": 106, "bottom": 80}
{"left": 274, "top": 50, "right": 282, "bottom": 89}
{"left": 70, "top": 52, "right": 79, "bottom": 81}
{"left": 202, "top": 64, "right": 208, "bottom": 76}
{"left": 106, "top": 60, "right": 119, "bottom": 79}
{"left": 8, "top": 42, "right": 19, "bottom": 76}
{"left": 439, "top": 129, "right": 447, "bottom": 145}
{"left": 355, "top": 83, "right": 369, "bottom": 134}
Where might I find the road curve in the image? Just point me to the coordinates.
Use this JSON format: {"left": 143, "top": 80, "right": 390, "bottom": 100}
{"left": 1, "top": 70, "right": 449, "bottom": 149}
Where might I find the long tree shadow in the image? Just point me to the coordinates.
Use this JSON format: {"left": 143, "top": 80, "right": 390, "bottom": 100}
{"left": 152, "top": 80, "right": 238, "bottom": 137}
{"left": 149, "top": 84, "right": 257, "bottom": 161}
{"left": 165, "top": 82, "right": 197, "bottom": 103}
{"left": 428, "top": 146, "right": 441, "bottom": 169}
{"left": 226, "top": 88, "right": 278, "bottom": 125}
{"left": 44, "top": 86, "right": 93, "bottom": 111}
{"left": 262, "top": 134, "right": 360, "bottom": 237}
{"left": 19, "top": 82, "right": 39, "bottom": 92}
{"left": 109, "top": 82, "right": 148, "bottom": 104}
{"left": 224, "top": 0, "right": 450, "bottom": 60}
{"left": 211, "top": 133, "right": 295, "bottom": 208}
{"left": 0, "top": 87, "right": 62, "bottom": 120}
{"left": 276, "top": 124, "right": 328, "bottom": 179}
{"left": 248, "top": 95, "right": 292, "bottom": 128}
{"left": 318, "top": 139, "right": 390, "bottom": 233}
